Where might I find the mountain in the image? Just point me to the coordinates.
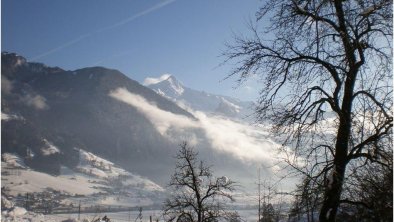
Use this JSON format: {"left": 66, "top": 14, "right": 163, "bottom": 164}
{"left": 144, "top": 74, "right": 255, "bottom": 120}
{"left": 1, "top": 52, "right": 262, "bottom": 188}
{"left": 1, "top": 52, "right": 195, "bottom": 183}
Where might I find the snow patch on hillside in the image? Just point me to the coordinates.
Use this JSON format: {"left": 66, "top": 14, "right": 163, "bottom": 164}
{"left": 2, "top": 196, "right": 14, "bottom": 209}
{"left": 1, "top": 112, "right": 23, "bottom": 121}
{"left": 3, "top": 206, "right": 27, "bottom": 217}
{"left": 41, "top": 139, "right": 61, "bottom": 156}
{"left": 76, "top": 149, "right": 127, "bottom": 179}
{"left": 157, "top": 88, "right": 166, "bottom": 97}
{"left": 1, "top": 153, "right": 26, "bottom": 168}
{"left": 1, "top": 165, "right": 100, "bottom": 195}
{"left": 75, "top": 149, "right": 164, "bottom": 192}
{"left": 166, "top": 75, "right": 184, "bottom": 96}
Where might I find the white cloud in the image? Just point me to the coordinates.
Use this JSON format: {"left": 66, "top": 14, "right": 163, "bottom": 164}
{"left": 109, "top": 87, "right": 281, "bottom": 164}
{"left": 143, "top": 74, "right": 172, "bottom": 86}
{"left": 109, "top": 88, "right": 198, "bottom": 135}
{"left": 1, "top": 76, "right": 13, "bottom": 94}
{"left": 21, "top": 94, "right": 49, "bottom": 110}
{"left": 195, "top": 112, "right": 279, "bottom": 163}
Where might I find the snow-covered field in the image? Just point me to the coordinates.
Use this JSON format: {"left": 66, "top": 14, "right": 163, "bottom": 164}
{"left": 1, "top": 207, "right": 261, "bottom": 222}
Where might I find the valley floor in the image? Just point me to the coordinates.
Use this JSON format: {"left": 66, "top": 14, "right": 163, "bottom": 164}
{"left": 2, "top": 208, "right": 263, "bottom": 222}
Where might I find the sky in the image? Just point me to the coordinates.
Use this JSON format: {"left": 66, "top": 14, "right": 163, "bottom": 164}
{"left": 2, "top": 0, "right": 264, "bottom": 101}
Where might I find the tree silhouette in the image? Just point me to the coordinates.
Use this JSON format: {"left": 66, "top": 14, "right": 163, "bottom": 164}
{"left": 225, "top": 0, "right": 392, "bottom": 220}
{"left": 163, "top": 142, "right": 238, "bottom": 222}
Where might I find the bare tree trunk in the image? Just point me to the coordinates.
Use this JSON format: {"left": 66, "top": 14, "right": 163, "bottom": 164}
{"left": 319, "top": 0, "right": 359, "bottom": 218}
{"left": 319, "top": 158, "right": 347, "bottom": 221}
{"left": 320, "top": 70, "right": 356, "bottom": 221}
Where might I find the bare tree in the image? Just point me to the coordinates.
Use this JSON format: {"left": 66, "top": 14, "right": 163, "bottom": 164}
{"left": 163, "top": 142, "right": 238, "bottom": 222}
{"left": 289, "top": 176, "right": 323, "bottom": 222}
{"left": 339, "top": 138, "right": 393, "bottom": 221}
{"left": 224, "top": 0, "right": 392, "bottom": 221}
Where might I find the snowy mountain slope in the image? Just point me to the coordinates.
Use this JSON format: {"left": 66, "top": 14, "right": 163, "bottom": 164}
{"left": 2, "top": 154, "right": 100, "bottom": 196}
{"left": 1, "top": 153, "right": 26, "bottom": 168}
{"left": 144, "top": 74, "right": 254, "bottom": 120}
{"left": 1, "top": 151, "right": 165, "bottom": 207}
{"left": 74, "top": 149, "right": 164, "bottom": 192}
{"left": 215, "top": 97, "right": 242, "bottom": 117}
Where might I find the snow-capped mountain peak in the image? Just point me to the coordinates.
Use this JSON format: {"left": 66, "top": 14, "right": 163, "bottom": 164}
{"left": 143, "top": 73, "right": 172, "bottom": 86}
{"left": 165, "top": 75, "right": 185, "bottom": 96}
{"left": 145, "top": 74, "right": 254, "bottom": 120}
{"left": 144, "top": 74, "right": 185, "bottom": 97}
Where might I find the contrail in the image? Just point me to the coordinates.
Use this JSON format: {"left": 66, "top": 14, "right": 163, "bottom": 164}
{"left": 30, "top": 34, "right": 91, "bottom": 61}
{"left": 29, "top": 0, "right": 176, "bottom": 61}
{"left": 97, "top": 0, "right": 176, "bottom": 33}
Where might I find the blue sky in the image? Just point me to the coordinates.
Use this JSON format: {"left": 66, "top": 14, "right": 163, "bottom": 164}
{"left": 2, "top": 0, "right": 263, "bottom": 101}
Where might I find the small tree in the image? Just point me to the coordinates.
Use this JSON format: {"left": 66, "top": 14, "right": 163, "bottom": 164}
{"left": 289, "top": 177, "right": 323, "bottom": 222}
{"left": 261, "top": 203, "right": 276, "bottom": 222}
{"left": 163, "top": 142, "right": 238, "bottom": 222}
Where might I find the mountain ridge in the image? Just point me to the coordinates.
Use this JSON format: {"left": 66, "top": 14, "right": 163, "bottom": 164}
{"left": 144, "top": 74, "right": 255, "bottom": 120}
{"left": 1, "top": 52, "right": 194, "bottom": 183}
